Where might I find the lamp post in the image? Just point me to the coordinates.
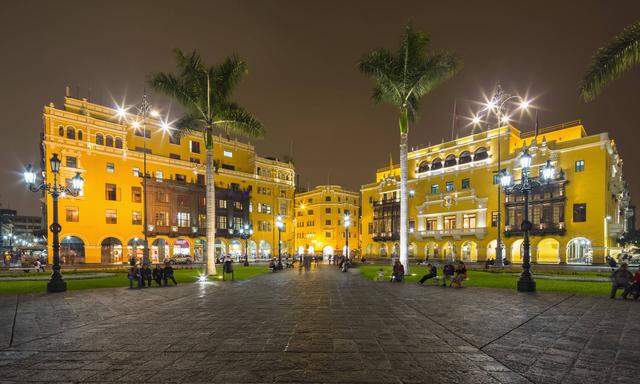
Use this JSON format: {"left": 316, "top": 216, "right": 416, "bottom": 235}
{"left": 473, "top": 83, "right": 531, "bottom": 266}
{"left": 239, "top": 223, "right": 253, "bottom": 266}
{"left": 276, "top": 215, "right": 284, "bottom": 263}
{"left": 115, "top": 94, "right": 167, "bottom": 265}
{"left": 500, "top": 148, "right": 554, "bottom": 292}
{"left": 344, "top": 214, "right": 351, "bottom": 259}
{"left": 24, "top": 154, "right": 84, "bottom": 293}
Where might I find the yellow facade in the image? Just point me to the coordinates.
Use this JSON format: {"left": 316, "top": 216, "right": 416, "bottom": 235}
{"left": 360, "top": 121, "right": 630, "bottom": 265}
{"left": 42, "top": 97, "right": 295, "bottom": 264}
{"left": 294, "top": 185, "right": 360, "bottom": 259}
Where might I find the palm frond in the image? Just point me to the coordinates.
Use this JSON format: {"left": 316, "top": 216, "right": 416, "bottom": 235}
{"left": 410, "top": 52, "right": 461, "bottom": 99}
{"left": 174, "top": 113, "right": 205, "bottom": 136}
{"left": 580, "top": 21, "right": 640, "bottom": 102}
{"left": 211, "top": 55, "right": 248, "bottom": 101}
{"left": 214, "top": 104, "right": 265, "bottom": 139}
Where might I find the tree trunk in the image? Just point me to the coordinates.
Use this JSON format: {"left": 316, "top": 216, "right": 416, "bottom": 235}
{"left": 399, "top": 109, "right": 409, "bottom": 275}
{"left": 205, "top": 130, "right": 217, "bottom": 276}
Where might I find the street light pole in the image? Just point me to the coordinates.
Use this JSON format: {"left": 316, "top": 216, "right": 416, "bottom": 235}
{"left": 24, "top": 155, "right": 84, "bottom": 293}
{"left": 344, "top": 214, "right": 351, "bottom": 259}
{"left": 276, "top": 215, "right": 284, "bottom": 263}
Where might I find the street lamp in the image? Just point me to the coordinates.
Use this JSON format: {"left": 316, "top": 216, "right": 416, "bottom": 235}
{"left": 500, "top": 147, "right": 555, "bottom": 292}
{"left": 276, "top": 215, "right": 284, "bottom": 263}
{"left": 24, "top": 155, "right": 84, "bottom": 292}
{"left": 472, "top": 83, "right": 532, "bottom": 267}
{"left": 344, "top": 214, "right": 351, "bottom": 259}
{"left": 115, "top": 94, "right": 165, "bottom": 265}
{"left": 239, "top": 223, "right": 253, "bottom": 266}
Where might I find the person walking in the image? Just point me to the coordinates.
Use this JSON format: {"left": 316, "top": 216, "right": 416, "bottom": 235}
{"left": 610, "top": 262, "right": 633, "bottom": 299}
{"left": 152, "top": 264, "right": 163, "bottom": 286}
{"left": 163, "top": 261, "right": 177, "bottom": 286}
{"left": 418, "top": 263, "right": 437, "bottom": 285}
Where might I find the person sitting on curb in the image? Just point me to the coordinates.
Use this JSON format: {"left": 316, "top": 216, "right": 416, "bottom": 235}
{"left": 442, "top": 263, "right": 455, "bottom": 287}
{"left": 268, "top": 258, "right": 277, "bottom": 272}
{"left": 622, "top": 266, "right": 640, "bottom": 300}
{"left": 610, "top": 262, "right": 633, "bottom": 299}
{"left": 128, "top": 264, "right": 138, "bottom": 289}
{"left": 223, "top": 256, "right": 234, "bottom": 281}
{"left": 152, "top": 264, "right": 163, "bottom": 286}
{"left": 163, "top": 261, "right": 177, "bottom": 286}
{"left": 418, "top": 263, "right": 437, "bottom": 285}
{"left": 142, "top": 264, "right": 152, "bottom": 287}
{"left": 391, "top": 260, "right": 404, "bottom": 282}
{"left": 451, "top": 261, "right": 468, "bottom": 288}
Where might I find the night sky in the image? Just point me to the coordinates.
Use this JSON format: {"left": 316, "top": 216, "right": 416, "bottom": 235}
{"left": 1, "top": 1, "right": 639, "bottom": 217}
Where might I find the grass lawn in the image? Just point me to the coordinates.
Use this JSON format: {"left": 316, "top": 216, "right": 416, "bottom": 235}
{"left": 359, "top": 265, "right": 611, "bottom": 296}
{"left": 0, "top": 265, "right": 269, "bottom": 295}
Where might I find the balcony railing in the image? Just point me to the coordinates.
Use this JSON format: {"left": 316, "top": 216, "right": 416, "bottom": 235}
{"left": 419, "top": 227, "right": 487, "bottom": 240}
{"left": 504, "top": 222, "right": 566, "bottom": 236}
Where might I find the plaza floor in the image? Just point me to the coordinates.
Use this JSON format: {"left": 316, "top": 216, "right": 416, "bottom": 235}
{"left": 0, "top": 266, "right": 638, "bottom": 383}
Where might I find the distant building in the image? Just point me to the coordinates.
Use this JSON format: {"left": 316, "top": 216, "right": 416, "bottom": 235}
{"left": 294, "top": 185, "right": 360, "bottom": 259}
{"left": 1, "top": 209, "right": 44, "bottom": 251}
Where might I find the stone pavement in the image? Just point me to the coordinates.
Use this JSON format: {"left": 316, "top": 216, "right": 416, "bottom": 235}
{"left": 0, "top": 267, "right": 638, "bottom": 383}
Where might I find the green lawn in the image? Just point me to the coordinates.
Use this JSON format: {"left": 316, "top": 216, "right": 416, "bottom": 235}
{"left": 359, "top": 265, "right": 612, "bottom": 296}
{"left": 0, "top": 265, "right": 269, "bottom": 295}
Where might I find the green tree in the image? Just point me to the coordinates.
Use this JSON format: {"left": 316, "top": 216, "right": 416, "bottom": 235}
{"left": 359, "top": 23, "right": 460, "bottom": 273}
{"left": 150, "top": 49, "right": 265, "bottom": 275}
{"left": 580, "top": 21, "right": 640, "bottom": 101}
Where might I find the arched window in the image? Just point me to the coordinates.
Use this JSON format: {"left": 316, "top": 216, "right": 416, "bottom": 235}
{"left": 474, "top": 147, "right": 488, "bottom": 161}
{"left": 444, "top": 154, "right": 457, "bottom": 167}
{"left": 458, "top": 151, "right": 472, "bottom": 165}
{"left": 77, "top": 130, "right": 83, "bottom": 141}
{"left": 115, "top": 137, "right": 123, "bottom": 149}
{"left": 105, "top": 135, "right": 114, "bottom": 147}
{"left": 431, "top": 157, "right": 442, "bottom": 170}
{"left": 66, "top": 127, "right": 76, "bottom": 140}
{"left": 417, "top": 161, "right": 429, "bottom": 173}
{"left": 95, "top": 133, "right": 104, "bottom": 145}
{"left": 60, "top": 236, "right": 85, "bottom": 264}
{"left": 100, "top": 237, "right": 123, "bottom": 264}
{"left": 58, "top": 126, "right": 64, "bottom": 137}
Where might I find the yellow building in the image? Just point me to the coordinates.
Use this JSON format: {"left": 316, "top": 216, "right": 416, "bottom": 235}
{"left": 294, "top": 185, "right": 360, "bottom": 260}
{"left": 361, "top": 121, "right": 631, "bottom": 265}
{"left": 41, "top": 96, "right": 295, "bottom": 265}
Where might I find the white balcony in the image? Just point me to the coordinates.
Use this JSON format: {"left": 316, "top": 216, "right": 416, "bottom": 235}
{"left": 419, "top": 227, "right": 487, "bottom": 240}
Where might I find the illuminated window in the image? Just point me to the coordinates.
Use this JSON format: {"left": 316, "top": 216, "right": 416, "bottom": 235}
{"left": 105, "top": 184, "right": 117, "bottom": 201}
{"left": 190, "top": 140, "right": 200, "bottom": 153}
{"left": 132, "top": 211, "right": 142, "bottom": 225}
{"left": 491, "top": 211, "right": 499, "bottom": 227}
{"left": 431, "top": 184, "right": 439, "bottom": 194}
{"left": 223, "top": 150, "right": 233, "bottom": 158}
{"left": 65, "top": 207, "right": 79, "bottom": 222}
{"left": 445, "top": 181, "right": 454, "bottom": 192}
{"left": 131, "top": 187, "right": 142, "bottom": 203}
{"left": 575, "top": 160, "right": 585, "bottom": 172}
{"left": 573, "top": 204, "right": 587, "bottom": 222}
{"left": 106, "top": 163, "right": 115, "bottom": 173}
{"left": 461, "top": 178, "right": 470, "bottom": 189}
{"left": 66, "top": 156, "right": 77, "bottom": 168}
{"left": 105, "top": 210, "right": 117, "bottom": 224}
{"left": 177, "top": 212, "right": 190, "bottom": 227}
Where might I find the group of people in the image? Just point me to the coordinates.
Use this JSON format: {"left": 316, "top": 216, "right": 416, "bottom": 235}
{"left": 610, "top": 262, "right": 640, "bottom": 299}
{"left": 382, "top": 260, "right": 468, "bottom": 288}
{"left": 128, "top": 261, "right": 177, "bottom": 289}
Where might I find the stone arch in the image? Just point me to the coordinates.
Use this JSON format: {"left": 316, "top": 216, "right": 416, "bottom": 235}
{"left": 409, "top": 242, "right": 417, "bottom": 258}
{"left": 566, "top": 237, "right": 593, "bottom": 264}
{"left": 60, "top": 235, "right": 85, "bottom": 264}
{"left": 461, "top": 241, "right": 478, "bottom": 262}
{"left": 100, "top": 237, "right": 123, "bottom": 264}
{"left": 229, "top": 239, "right": 242, "bottom": 260}
{"left": 474, "top": 147, "right": 488, "bottom": 161}
{"left": 58, "top": 126, "right": 64, "bottom": 137}
{"left": 127, "top": 238, "right": 147, "bottom": 264}
{"left": 444, "top": 154, "right": 457, "bottom": 167}
{"left": 511, "top": 239, "right": 524, "bottom": 263}
{"left": 215, "top": 239, "right": 227, "bottom": 260}
{"left": 105, "top": 135, "right": 114, "bottom": 147}
{"left": 173, "top": 238, "right": 191, "bottom": 257}
{"left": 537, "top": 238, "right": 560, "bottom": 264}
{"left": 66, "top": 126, "right": 76, "bottom": 140}
{"left": 151, "top": 238, "right": 169, "bottom": 263}
{"left": 247, "top": 240, "right": 257, "bottom": 259}
{"left": 443, "top": 241, "right": 456, "bottom": 261}
{"left": 458, "top": 151, "right": 472, "bottom": 165}
{"left": 323, "top": 245, "right": 334, "bottom": 258}
{"left": 365, "top": 243, "right": 374, "bottom": 256}
{"left": 391, "top": 243, "right": 399, "bottom": 258}
{"left": 258, "top": 240, "right": 272, "bottom": 259}
{"left": 487, "top": 240, "right": 497, "bottom": 260}
{"left": 431, "top": 157, "right": 443, "bottom": 170}
{"left": 115, "top": 137, "right": 123, "bottom": 149}
{"left": 379, "top": 244, "right": 388, "bottom": 257}
{"left": 418, "top": 161, "right": 429, "bottom": 173}
{"left": 424, "top": 242, "right": 438, "bottom": 260}
{"left": 77, "top": 130, "right": 83, "bottom": 141}
{"left": 95, "top": 133, "right": 104, "bottom": 145}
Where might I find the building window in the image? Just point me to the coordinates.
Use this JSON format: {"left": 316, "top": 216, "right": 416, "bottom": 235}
{"left": 326, "top": 231, "right": 332, "bottom": 238}
{"left": 169, "top": 134, "right": 180, "bottom": 145}
{"left": 431, "top": 184, "right": 439, "bottom": 194}
{"left": 325, "top": 208, "right": 331, "bottom": 214}
{"left": 65, "top": 207, "right": 79, "bottom": 222}
{"left": 132, "top": 187, "right": 142, "bottom": 203}
{"left": 156, "top": 191, "right": 169, "bottom": 203}
{"left": 258, "top": 203, "right": 272, "bottom": 214}
{"left": 189, "top": 157, "right": 200, "bottom": 164}
{"left": 105, "top": 184, "right": 117, "bottom": 201}
{"left": 177, "top": 212, "right": 190, "bottom": 227}
{"left": 218, "top": 199, "right": 227, "bottom": 208}
{"left": 575, "top": 160, "right": 585, "bottom": 172}
{"left": 223, "top": 150, "right": 233, "bottom": 158}
{"left": 190, "top": 140, "right": 200, "bottom": 153}
{"left": 155, "top": 212, "right": 169, "bottom": 226}
{"left": 169, "top": 153, "right": 181, "bottom": 160}
{"left": 426, "top": 218, "right": 437, "bottom": 231}
{"left": 573, "top": 204, "right": 587, "bottom": 222}
{"left": 325, "top": 220, "right": 331, "bottom": 225}
{"left": 133, "top": 167, "right": 141, "bottom": 177}
{"left": 66, "top": 156, "right": 77, "bottom": 168}
{"left": 132, "top": 211, "right": 142, "bottom": 225}
{"left": 325, "top": 196, "right": 331, "bottom": 202}
{"left": 105, "top": 210, "right": 117, "bottom": 224}
{"left": 491, "top": 211, "right": 499, "bottom": 227}
{"left": 444, "top": 215, "right": 456, "bottom": 230}
{"left": 95, "top": 133, "right": 104, "bottom": 145}
{"left": 307, "top": 209, "right": 314, "bottom": 215}
{"left": 134, "top": 128, "right": 151, "bottom": 138}
{"left": 114, "top": 137, "right": 123, "bottom": 149}
{"left": 463, "top": 213, "right": 477, "bottom": 229}
{"left": 155, "top": 171, "right": 163, "bottom": 181}
{"left": 493, "top": 174, "right": 500, "bottom": 185}
{"left": 66, "top": 127, "right": 75, "bottom": 139}
{"left": 175, "top": 174, "right": 187, "bottom": 182}
{"left": 58, "top": 126, "right": 64, "bottom": 136}
{"left": 445, "top": 181, "right": 454, "bottom": 192}
{"left": 461, "top": 178, "right": 470, "bottom": 190}
{"left": 106, "top": 163, "right": 115, "bottom": 173}
{"left": 105, "top": 135, "right": 114, "bottom": 147}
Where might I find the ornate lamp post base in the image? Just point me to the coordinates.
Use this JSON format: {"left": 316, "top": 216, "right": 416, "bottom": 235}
{"left": 517, "top": 276, "right": 536, "bottom": 292}
{"left": 47, "top": 275, "right": 67, "bottom": 293}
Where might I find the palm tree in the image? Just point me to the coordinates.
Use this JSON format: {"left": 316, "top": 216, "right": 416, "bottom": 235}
{"left": 150, "top": 49, "right": 264, "bottom": 275}
{"left": 359, "top": 23, "right": 460, "bottom": 274}
{"left": 580, "top": 21, "right": 640, "bottom": 102}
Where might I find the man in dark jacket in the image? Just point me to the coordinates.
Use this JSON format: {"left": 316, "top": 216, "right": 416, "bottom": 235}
{"left": 163, "top": 261, "right": 177, "bottom": 286}
{"left": 418, "top": 263, "right": 438, "bottom": 285}
{"left": 152, "top": 264, "right": 163, "bottom": 286}
{"left": 610, "top": 263, "right": 633, "bottom": 299}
